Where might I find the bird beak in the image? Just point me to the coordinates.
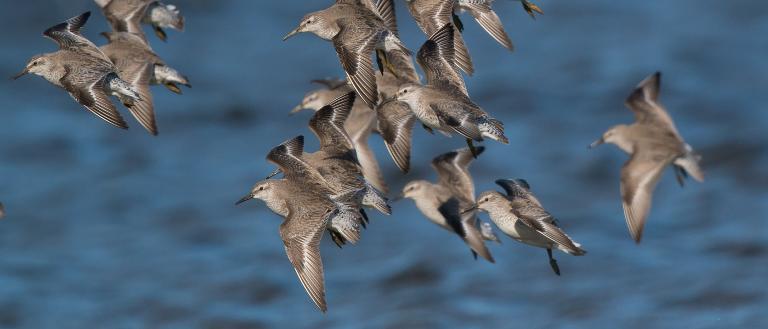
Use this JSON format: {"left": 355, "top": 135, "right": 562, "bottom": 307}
{"left": 235, "top": 193, "right": 253, "bottom": 205}
{"left": 11, "top": 68, "right": 28, "bottom": 80}
{"left": 588, "top": 138, "right": 604, "bottom": 149}
{"left": 461, "top": 205, "right": 478, "bottom": 215}
{"left": 264, "top": 168, "right": 281, "bottom": 179}
{"left": 289, "top": 103, "right": 306, "bottom": 115}
{"left": 282, "top": 26, "right": 301, "bottom": 41}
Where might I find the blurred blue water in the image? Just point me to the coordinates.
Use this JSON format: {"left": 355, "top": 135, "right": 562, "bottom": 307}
{"left": 0, "top": 0, "right": 766, "bottom": 328}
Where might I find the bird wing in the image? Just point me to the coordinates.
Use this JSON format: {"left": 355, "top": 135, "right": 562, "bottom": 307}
{"left": 494, "top": 178, "right": 543, "bottom": 206}
{"left": 308, "top": 92, "right": 356, "bottom": 150}
{"left": 333, "top": 22, "right": 379, "bottom": 109}
{"left": 515, "top": 205, "right": 585, "bottom": 255}
{"left": 374, "top": 0, "right": 399, "bottom": 36}
{"left": 457, "top": 1, "right": 514, "bottom": 50}
{"left": 266, "top": 136, "right": 330, "bottom": 189}
{"left": 60, "top": 65, "right": 128, "bottom": 129}
{"left": 625, "top": 72, "right": 681, "bottom": 137}
{"left": 103, "top": 0, "right": 152, "bottom": 38}
{"left": 432, "top": 146, "right": 484, "bottom": 201}
{"left": 407, "top": 0, "right": 474, "bottom": 75}
{"left": 118, "top": 60, "right": 157, "bottom": 135}
{"left": 44, "top": 12, "right": 111, "bottom": 62}
{"left": 377, "top": 99, "right": 416, "bottom": 172}
{"left": 431, "top": 100, "right": 483, "bottom": 141}
{"left": 406, "top": 0, "right": 450, "bottom": 34}
{"left": 620, "top": 146, "right": 677, "bottom": 243}
{"left": 349, "top": 115, "right": 388, "bottom": 193}
{"left": 437, "top": 198, "right": 494, "bottom": 262}
{"left": 310, "top": 78, "right": 348, "bottom": 90}
{"left": 417, "top": 23, "right": 468, "bottom": 95}
{"left": 279, "top": 204, "right": 330, "bottom": 312}
{"left": 44, "top": 12, "right": 96, "bottom": 50}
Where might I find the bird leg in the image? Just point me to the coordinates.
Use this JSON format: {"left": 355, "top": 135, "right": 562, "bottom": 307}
{"left": 164, "top": 82, "right": 182, "bottom": 94}
{"left": 466, "top": 138, "right": 479, "bottom": 158}
{"left": 471, "top": 250, "right": 478, "bottom": 260}
{"left": 547, "top": 248, "right": 561, "bottom": 276}
{"left": 153, "top": 26, "right": 168, "bottom": 41}
{"left": 375, "top": 50, "right": 385, "bottom": 75}
{"left": 330, "top": 231, "right": 346, "bottom": 248}
{"left": 377, "top": 50, "right": 400, "bottom": 78}
{"left": 359, "top": 208, "right": 369, "bottom": 228}
{"left": 422, "top": 124, "right": 434, "bottom": 134}
{"left": 452, "top": 13, "right": 464, "bottom": 33}
{"left": 521, "top": 0, "right": 544, "bottom": 19}
{"left": 674, "top": 165, "right": 688, "bottom": 188}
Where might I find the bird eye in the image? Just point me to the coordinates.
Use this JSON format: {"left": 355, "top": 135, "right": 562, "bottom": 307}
{"left": 258, "top": 186, "right": 264, "bottom": 191}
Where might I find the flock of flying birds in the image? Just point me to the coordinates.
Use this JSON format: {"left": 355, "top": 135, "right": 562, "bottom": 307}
{"left": 13, "top": 0, "right": 187, "bottom": 135}
{"left": 9, "top": 0, "right": 704, "bottom": 313}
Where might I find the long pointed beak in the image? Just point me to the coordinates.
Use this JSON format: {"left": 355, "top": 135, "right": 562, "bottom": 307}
{"left": 289, "top": 103, "right": 306, "bottom": 115}
{"left": 282, "top": 27, "right": 301, "bottom": 41}
{"left": 11, "top": 68, "right": 28, "bottom": 80}
{"left": 265, "top": 168, "right": 281, "bottom": 179}
{"left": 461, "top": 205, "right": 478, "bottom": 214}
{"left": 588, "top": 138, "right": 604, "bottom": 149}
{"left": 235, "top": 193, "right": 253, "bottom": 205}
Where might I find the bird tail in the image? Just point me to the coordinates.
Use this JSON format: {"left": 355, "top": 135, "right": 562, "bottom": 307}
{"left": 154, "top": 65, "right": 191, "bottom": 87}
{"left": 674, "top": 144, "right": 705, "bottom": 183}
{"left": 328, "top": 206, "right": 363, "bottom": 246}
{"left": 478, "top": 117, "right": 508, "bottom": 144}
{"left": 107, "top": 73, "right": 140, "bottom": 106}
{"left": 362, "top": 182, "right": 391, "bottom": 215}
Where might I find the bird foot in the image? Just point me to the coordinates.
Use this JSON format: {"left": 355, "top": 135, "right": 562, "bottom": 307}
{"left": 154, "top": 26, "right": 168, "bottom": 41}
{"left": 164, "top": 82, "right": 182, "bottom": 94}
{"left": 466, "top": 139, "right": 479, "bottom": 158}
{"left": 452, "top": 13, "right": 464, "bottom": 33}
{"left": 522, "top": 0, "right": 544, "bottom": 19}
{"left": 549, "top": 258, "right": 561, "bottom": 276}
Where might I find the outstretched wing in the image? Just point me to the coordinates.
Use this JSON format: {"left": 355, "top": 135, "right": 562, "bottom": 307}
{"left": 60, "top": 65, "right": 128, "bottom": 129}
{"left": 417, "top": 23, "right": 468, "bottom": 95}
{"left": 119, "top": 61, "right": 157, "bottom": 135}
{"left": 495, "top": 178, "right": 543, "bottom": 206}
{"left": 44, "top": 12, "right": 98, "bottom": 50}
{"left": 308, "top": 92, "right": 356, "bottom": 150}
{"left": 103, "top": 0, "right": 152, "bottom": 39}
{"left": 333, "top": 22, "right": 379, "bottom": 109}
{"left": 432, "top": 146, "right": 484, "bottom": 202}
{"left": 625, "top": 72, "right": 680, "bottom": 136}
{"left": 515, "top": 207, "right": 585, "bottom": 256}
{"left": 377, "top": 99, "right": 416, "bottom": 172}
{"left": 457, "top": 1, "right": 514, "bottom": 50}
{"left": 407, "top": 0, "right": 474, "bottom": 75}
{"left": 266, "top": 136, "right": 329, "bottom": 188}
{"left": 438, "top": 197, "right": 494, "bottom": 262}
{"left": 279, "top": 205, "right": 330, "bottom": 312}
{"left": 620, "top": 147, "right": 676, "bottom": 243}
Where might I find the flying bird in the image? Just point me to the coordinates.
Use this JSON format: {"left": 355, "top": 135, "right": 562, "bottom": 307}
{"left": 590, "top": 72, "right": 704, "bottom": 243}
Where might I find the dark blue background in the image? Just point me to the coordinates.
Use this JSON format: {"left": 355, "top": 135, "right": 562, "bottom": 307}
{"left": 0, "top": 0, "right": 766, "bottom": 328}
